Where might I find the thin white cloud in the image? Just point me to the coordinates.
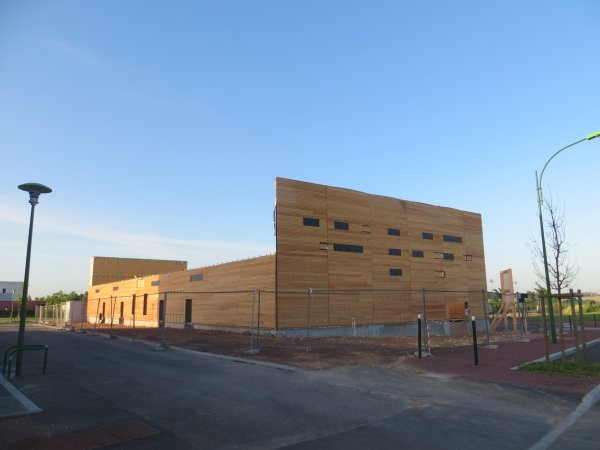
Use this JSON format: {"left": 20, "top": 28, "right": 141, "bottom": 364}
{"left": 42, "top": 37, "right": 108, "bottom": 71}
{"left": 0, "top": 203, "right": 271, "bottom": 258}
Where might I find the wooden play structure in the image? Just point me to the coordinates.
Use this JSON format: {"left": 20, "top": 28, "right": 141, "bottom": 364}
{"left": 490, "top": 269, "right": 518, "bottom": 332}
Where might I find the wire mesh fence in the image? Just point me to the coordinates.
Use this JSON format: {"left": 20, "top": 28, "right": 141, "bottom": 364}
{"left": 76, "top": 288, "right": 501, "bottom": 353}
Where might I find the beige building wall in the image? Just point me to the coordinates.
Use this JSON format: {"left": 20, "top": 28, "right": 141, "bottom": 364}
{"left": 89, "top": 256, "right": 187, "bottom": 286}
{"left": 274, "top": 177, "right": 486, "bottom": 327}
{"left": 87, "top": 255, "right": 276, "bottom": 329}
{"left": 86, "top": 177, "right": 486, "bottom": 331}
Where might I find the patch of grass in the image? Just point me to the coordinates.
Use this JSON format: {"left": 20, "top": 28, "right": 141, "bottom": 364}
{"left": 521, "top": 360, "right": 600, "bottom": 377}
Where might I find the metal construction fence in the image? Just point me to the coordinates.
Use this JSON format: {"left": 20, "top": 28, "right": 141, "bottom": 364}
{"left": 28, "top": 290, "right": 599, "bottom": 362}
{"left": 64, "top": 289, "right": 506, "bottom": 350}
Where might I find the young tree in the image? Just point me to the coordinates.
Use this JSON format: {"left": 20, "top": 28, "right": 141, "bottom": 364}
{"left": 530, "top": 195, "right": 579, "bottom": 363}
{"left": 531, "top": 196, "right": 578, "bottom": 296}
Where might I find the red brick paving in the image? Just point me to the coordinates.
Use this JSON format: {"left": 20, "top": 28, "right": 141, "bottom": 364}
{"left": 404, "top": 329, "right": 600, "bottom": 397}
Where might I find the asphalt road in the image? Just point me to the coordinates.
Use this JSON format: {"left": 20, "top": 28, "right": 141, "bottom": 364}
{"left": 0, "top": 324, "right": 598, "bottom": 449}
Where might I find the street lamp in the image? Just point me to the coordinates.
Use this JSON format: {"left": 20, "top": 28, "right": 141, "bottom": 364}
{"left": 536, "top": 130, "right": 600, "bottom": 344}
{"left": 15, "top": 182, "right": 52, "bottom": 376}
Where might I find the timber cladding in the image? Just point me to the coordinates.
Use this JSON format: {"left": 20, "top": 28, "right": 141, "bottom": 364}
{"left": 89, "top": 256, "right": 187, "bottom": 286}
{"left": 274, "top": 177, "right": 487, "bottom": 327}
{"left": 86, "top": 177, "right": 486, "bottom": 331}
{"left": 87, "top": 255, "right": 276, "bottom": 329}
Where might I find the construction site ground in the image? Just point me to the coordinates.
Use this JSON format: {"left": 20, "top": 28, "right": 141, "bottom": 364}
{"left": 83, "top": 322, "right": 600, "bottom": 398}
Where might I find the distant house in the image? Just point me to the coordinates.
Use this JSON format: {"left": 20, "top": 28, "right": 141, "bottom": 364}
{"left": 0, "top": 281, "right": 21, "bottom": 301}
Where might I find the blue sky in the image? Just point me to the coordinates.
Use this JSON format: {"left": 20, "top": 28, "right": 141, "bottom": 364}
{"left": 1, "top": 1, "right": 599, "bottom": 297}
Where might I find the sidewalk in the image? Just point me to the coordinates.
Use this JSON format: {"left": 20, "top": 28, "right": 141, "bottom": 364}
{"left": 0, "top": 374, "right": 42, "bottom": 419}
{"left": 405, "top": 328, "right": 600, "bottom": 397}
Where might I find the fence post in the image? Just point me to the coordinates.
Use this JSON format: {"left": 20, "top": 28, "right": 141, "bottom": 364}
{"left": 577, "top": 290, "right": 587, "bottom": 362}
{"left": 481, "top": 289, "right": 490, "bottom": 345}
{"left": 569, "top": 289, "right": 582, "bottom": 366}
{"left": 417, "top": 314, "right": 422, "bottom": 359}
{"left": 159, "top": 292, "right": 169, "bottom": 349}
{"left": 540, "top": 293, "right": 550, "bottom": 363}
{"left": 421, "top": 288, "right": 427, "bottom": 353}
{"left": 132, "top": 294, "right": 136, "bottom": 341}
{"left": 109, "top": 295, "right": 116, "bottom": 338}
{"left": 306, "top": 288, "right": 312, "bottom": 338}
{"left": 257, "top": 290, "right": 261, "bottom": 350}
{"left": 248, "top": 290, "right": 257, "bottom": 354}
{"left": 472, "top": 316, "right": 479, "bottom": 365}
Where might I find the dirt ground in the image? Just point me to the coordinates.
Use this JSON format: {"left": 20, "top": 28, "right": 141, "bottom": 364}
{"left": 80, "top": 323, "right": 519, "bottom": 370}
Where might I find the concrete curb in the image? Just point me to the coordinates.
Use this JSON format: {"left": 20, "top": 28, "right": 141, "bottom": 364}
{"left": 529, "top": 383, "right": 600, "bottom": 450}
{"left": 173, "top": 346, "right": 299, "bottom": 373}
{"left": 0, "top": 375, "right": 42, "bottom": 418}
{"left": 510, "top": 338, "right": 600, "bottom": 370}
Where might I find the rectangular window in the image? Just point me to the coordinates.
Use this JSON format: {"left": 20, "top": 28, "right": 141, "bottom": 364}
{"left": 362, "top": 225, "right": 371, "bottom": 233}
{"left": 422, "top": 232, "right": 433, "bottom": 240}
{"left": 464, "top": 254, "right": 473, "bottom": 261}
{"left": 143, "top": 294, "right": 148, "bottom": 315}
{"left": 137, "top": 279, "right": 145, "bottom": 288}
{"left": 436, "top": 270, "right": 446, "bottom": 278}
{"left": 389, "top": 268, "right": 403, "bottom": 276}
{"left": 151, "top": 280, "right": 160, "bottom": 287}
{"left": 303, "top": 217, "right": 320, "bottom": 227}
{"left": 112, "top": 286, "right": 119, "bottom": 291}
{"left": 333, "top": 243, "right": 363, "bottom": 253}
{"left": 388, "top": 248, "right": 402, "bottom": 256}
{"left": 95, "top": 289, "right": 100, "bottom": 293}
{"left": 190, "top": 274, "right": 204, "bottom": 282}
{"left": 320, "top": 242, "right": 329, "bottom": 250}
{"left": 388, "top": 228, "right": 401, "bottom": 236}
{"left": 443, "top": 253, "right": 454, "bottom": 260}
{"left": 334, "top": 221, "right": 349, "bottom": 230}
{"left": 2, "top": 289, "right": 5, "bottom": 293}
{"left": 412, "top": 250, "right": 424, "bottom": 257}
{"left": 443, "top": 235, "right": 463, "bottom": 243}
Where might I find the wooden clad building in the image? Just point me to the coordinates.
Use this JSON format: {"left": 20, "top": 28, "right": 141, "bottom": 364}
{"left": 87, "top": 177, "right": 486, "bottom": 331}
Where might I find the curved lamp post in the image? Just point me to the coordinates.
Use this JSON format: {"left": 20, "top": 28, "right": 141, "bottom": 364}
{"left": 536, "top": 131, "right": 600, "bottom": 344}
{"left": 15, "top": 182, "right": 52, "bottom": 376}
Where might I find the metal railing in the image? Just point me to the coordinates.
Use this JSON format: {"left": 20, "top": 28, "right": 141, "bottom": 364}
{"left": 3, "top": 344, "right": 48, "bottom": 379}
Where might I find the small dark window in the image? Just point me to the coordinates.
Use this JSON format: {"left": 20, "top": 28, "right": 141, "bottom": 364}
{"left": 443, "top": 253, "right": 454, "bottom": 260}
{"left": 112, "top": 286, "right": 119, "bottom": 291}
{"left": 335, "top": 221, "right": 349, "bottom": 230}
{"left": 95, "top": 289, "right": 100, "bottom": 293}
{"left": 464, "top": 254, "right": 473, "bottom": 261}
{"left": 412, "top": 250, "right": 424, "bottom": 257}
{"left": 388, "top": 228, "right": 401, "bottom": 236}
{"left": 436, "top": 270, "right": 446, "bottom": 278}
{"left": 333, "top": 243, "right": 363, "bottom": 253}
{"left": 143, "top": 294, "right": 148, "bottom": 315}
{"left": 389, "top": 268, "right": 403, "bottom": 276}
{"left": 443, "top": 235, "right": 463, "bottom": 243}
{"left": 2, "top": 289, "right": 5, "bottom": 293}
{"left": 151, "top": 280, "right": 160, "bottom": 287}
{"left": 388, "top": 248, "right": 401, "bottom": 256}
{"left": 422, "top": 232, "right": 433, "bottom": 240}
{"left": 185, "top": 299, "right": 192, "bottom": 324}
{"left": 303, "top": 217, "right": 320, "bottom": 227}
{"left": 190, "top": 274, "right": 204, "bottom": 282}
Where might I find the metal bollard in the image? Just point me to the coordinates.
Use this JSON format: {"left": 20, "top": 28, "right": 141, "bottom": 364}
{"left": 472, "top": 316, "right": 479, "bottom": 366}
